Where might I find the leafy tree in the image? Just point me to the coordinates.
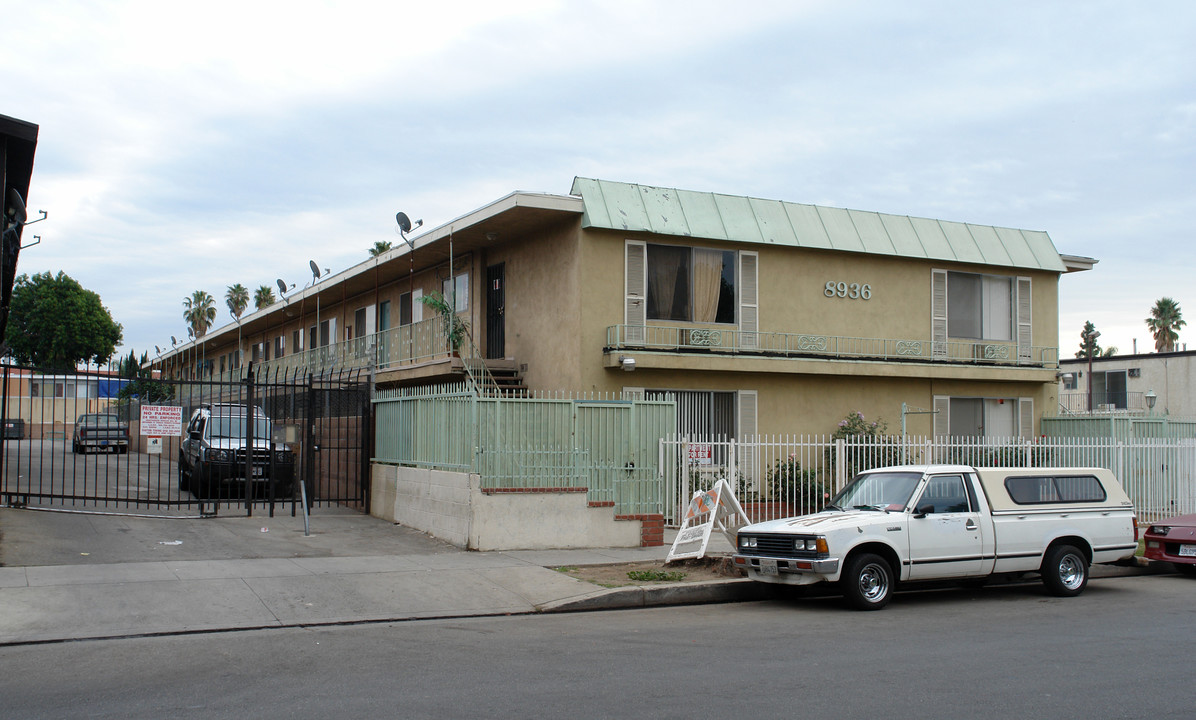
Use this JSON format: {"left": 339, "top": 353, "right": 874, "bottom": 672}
{"left": 254, "top": 285, "right": 276, "bottom": 310}
{"left": 369, "top": 240, "right": 392, "bottom": 257}
{"left": 1075, "top": 320, "right": 1102, "bottom": 359}
{"left": 116, "top": 348, "right": 175, "bottom": 402}
{"left": 182, "top": 290, "right": 217, "bottom": 338}
{"left": 6, "top": 271, "right": 123, "bottom": 369}
{"left": 1146, "top": 297, "right": 1185, "bottom": 352}
{"left": 225, "top": 283, "right": 250, "bottom": 321}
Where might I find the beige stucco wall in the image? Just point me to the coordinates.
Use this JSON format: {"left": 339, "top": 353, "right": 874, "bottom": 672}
{"left": 171, "top": 214, "right": 1063, "bottom": 439}
{"left": 369, "top": 463, "right": 644, "bottom": 550}
{"left": 561, "top": 228, "right": 1060, "bottom": 436}
{"left": 480, "top": 218, "right": 584, "bottom": 389}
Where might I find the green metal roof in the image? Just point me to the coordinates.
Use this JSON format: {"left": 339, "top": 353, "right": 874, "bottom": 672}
{"left": 570, "top": 177, "right": 1067, "bottom": 273}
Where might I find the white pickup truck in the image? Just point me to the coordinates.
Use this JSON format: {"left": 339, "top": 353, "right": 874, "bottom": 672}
{"left": 733, "top": 465, "right": 1138, "bottom": 610}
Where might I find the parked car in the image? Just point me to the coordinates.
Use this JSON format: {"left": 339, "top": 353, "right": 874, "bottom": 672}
{"left": 1143, "top": 515, "right": 1196, "bottom": 576}
{"left": 178, "top": 403, "right": 295, "bottom": 500}
{"left": 733, "top": 465, "right": 1138, "bottom": 610}
{"left": 72, "top": 413, "right": 130, "bottom": 454}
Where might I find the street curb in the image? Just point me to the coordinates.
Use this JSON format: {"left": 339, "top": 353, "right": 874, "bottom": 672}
{"left": 536, "top": 578, "right": 773, "bottom": 613}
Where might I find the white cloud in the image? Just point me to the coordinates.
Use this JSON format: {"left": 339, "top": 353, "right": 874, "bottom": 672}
{"left": 3, "top": 0, "right": 1196, "bottom": 358}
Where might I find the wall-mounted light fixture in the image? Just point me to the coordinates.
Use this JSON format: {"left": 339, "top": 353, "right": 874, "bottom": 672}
{"left": 619, "top": 355, "right": 635, "bottom": 371}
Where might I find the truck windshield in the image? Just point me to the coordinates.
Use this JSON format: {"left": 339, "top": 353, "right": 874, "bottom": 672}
{"left": 829, "top": 471, "right": 923, "bottom": 511}
{"left": 208, "top": 416, "right": 270, "bottom": 440}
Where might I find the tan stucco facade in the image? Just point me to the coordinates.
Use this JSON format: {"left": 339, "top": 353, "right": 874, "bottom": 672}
{"left": 160, "top": 183, "right": 1071, "bottom": 440}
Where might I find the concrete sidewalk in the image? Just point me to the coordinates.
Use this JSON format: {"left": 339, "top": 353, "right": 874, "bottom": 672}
{"left": 0, "top": 507, "right": 1168, "bottom": 645}
{"left": 0, "top": 507, "right": 755, "bottom": 645}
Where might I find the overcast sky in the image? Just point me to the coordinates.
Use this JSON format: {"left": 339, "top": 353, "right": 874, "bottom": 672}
{"left": 5, "top": 0, "right": 1194, "bottom": 361}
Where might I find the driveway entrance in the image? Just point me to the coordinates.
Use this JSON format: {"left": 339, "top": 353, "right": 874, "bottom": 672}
{"left": 0, "top": 364, "right": 371, "bottom": 517}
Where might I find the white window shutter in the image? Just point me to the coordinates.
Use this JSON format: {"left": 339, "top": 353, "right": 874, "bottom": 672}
{"left": 1017, "top": 277, "right": 1032, "bottom": 363}
{"left": 737, "top": 390, "right": 758, "bottom": 486}
{"left": 1018, "top": 397, "right": 1034, "bottom": 440}
{"left": 932, "top": 270, "right": 948, "bottom": 358}
{"left": 739, "top": 251, "right": 759, "bottom": 350}
{"left": 412, "top": 289, "right": 423, "bottom": 323}
{"left": 625, "top": 241, "right": 646, "bottom": 344}
{"left": 933, "top": 395, "right": 950, "bottom": 439}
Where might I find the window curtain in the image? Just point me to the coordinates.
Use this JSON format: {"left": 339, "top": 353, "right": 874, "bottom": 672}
{"left": 692, "top": 249, "right": 723, "bottom": 323}
{"left": 647, "top": 246, "right": 685, "bottom": 320}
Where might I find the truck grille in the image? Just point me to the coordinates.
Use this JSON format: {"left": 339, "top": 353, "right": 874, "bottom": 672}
{"left": 741, "top": 533, "right": 821, "bottom": 559}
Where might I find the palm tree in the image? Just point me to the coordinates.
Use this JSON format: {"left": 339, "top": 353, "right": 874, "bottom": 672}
{"left": 225, "top": 283, "right": 250, "bottom": 321}
{"left": 182, "top": 290, "right": 217, "bottom": 338}
{"left": 254, "top": 285, "right": 276, "bottom": 311}
{"left": 225, "top": 284, "right": 250, "bottom": 369}
{"left": 369, "top": 240, "right": 392, "bottom": 257}
{"left": 1146, "top": 297, "right": 1186, "bottom": 352}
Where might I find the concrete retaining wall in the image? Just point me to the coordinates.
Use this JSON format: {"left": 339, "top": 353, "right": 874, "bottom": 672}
{"left": 370, "top": 464, "right": 646, "bottom": 551}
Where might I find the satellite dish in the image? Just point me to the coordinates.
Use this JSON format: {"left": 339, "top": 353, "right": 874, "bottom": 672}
{"left": 6, "top": 188, "right": 27, "bottom": 226}
{"left": 277, "top": 278, "right": 288, "bottom": 296}
{"left": 171, "top": 336, "right": 177, "bottom": 346}
{"left": 309, "top": 260, "right": 322, "bottom": 279}
{"left": 155, "top": 345, "right": 161, "bottom": 354}
{"left": 396, "top": 212, "right": 412, "bottom": 234}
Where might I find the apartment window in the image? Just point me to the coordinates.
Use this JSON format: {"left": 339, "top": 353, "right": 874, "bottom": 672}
{"left": 274, "top": 335, "right": 285, "bottom": 359}
{"left": 380, "top": 300, "right": 391, "bottom": 331}
{"left": 647, "top": 389, "right": 736, "bottom": 437}
{"left": 1092, "top": 370, "right": 1128, "bottom": 409}
{"left": 935, "top": 396, "right": 1032, "bottom": 439}
{"left": 947, "top": 271, "right": 1013, "bottom": 340}
{"left": 354, "top": 307, "right": 368, "bottom": 338}
{"left": 646, "top": 244, "right": 736, "bottom": 324}
{"left": 292, "top": 330, "right": 302, "bottom": 354}
{"left": 442, "top": 273, "right": 469, "bottom": 313}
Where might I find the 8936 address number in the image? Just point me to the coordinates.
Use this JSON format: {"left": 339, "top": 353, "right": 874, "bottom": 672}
{"left": 824, "top": 281, "right": 872, "bottom": 300}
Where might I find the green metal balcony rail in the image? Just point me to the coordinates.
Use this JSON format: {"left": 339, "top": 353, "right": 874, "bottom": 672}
{"left": 605, "top": 324, "right": 1059, "bottom": 368}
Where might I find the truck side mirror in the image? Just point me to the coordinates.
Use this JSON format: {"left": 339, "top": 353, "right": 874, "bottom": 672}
{"left": 913, "top": 502, "right": 934, "bottom": 518}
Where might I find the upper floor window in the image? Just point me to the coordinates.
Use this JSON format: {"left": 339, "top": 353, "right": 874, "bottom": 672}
{"left": 442, "top": 273, "right": 469, "bottom": 313}
{"left": 646, "top": 244, "right": 736, "bottom": 324}
{"left": 947, "top": 271, "right": 1013, "bottom": 341}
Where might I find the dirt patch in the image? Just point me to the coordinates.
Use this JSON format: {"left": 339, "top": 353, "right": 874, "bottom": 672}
{"left": 555, "top": 555, "right": 744, "bottom": 588}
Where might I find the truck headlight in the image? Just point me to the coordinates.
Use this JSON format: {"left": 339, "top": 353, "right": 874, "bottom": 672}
{"left": 739, "top": 536, "right": 757, "bottom": 548}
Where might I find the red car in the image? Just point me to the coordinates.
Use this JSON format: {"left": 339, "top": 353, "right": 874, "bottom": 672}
{"left": 1144, "top": 515, "right": 1196, "bottom": 576}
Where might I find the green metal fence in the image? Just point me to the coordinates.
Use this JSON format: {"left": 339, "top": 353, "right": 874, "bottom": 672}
{"left": 373, "top": 383, "right": 676, "bottom": 515}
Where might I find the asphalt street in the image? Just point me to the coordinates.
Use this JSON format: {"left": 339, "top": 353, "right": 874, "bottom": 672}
{"left": 1, "top": 572, "right": 1191, "bottom": 719}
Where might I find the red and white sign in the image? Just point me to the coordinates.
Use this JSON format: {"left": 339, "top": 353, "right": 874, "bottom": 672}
{"left": 140, "top": 405, "right": 183, "bottom": 437}
{"left": 687, "top": 443, "right": 713, "bottom": 466}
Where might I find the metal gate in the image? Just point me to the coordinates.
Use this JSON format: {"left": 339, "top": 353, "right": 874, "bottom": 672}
{"left": 0, "top": 363, "right": 371, "bottom": 516}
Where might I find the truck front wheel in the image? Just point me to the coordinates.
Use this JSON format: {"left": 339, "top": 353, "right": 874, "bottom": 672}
{"left": 841, "top": 553, "right": 894, "bottom": 610}
{"left": 1041, "top": 544, "right": 1088, "bottom": 597}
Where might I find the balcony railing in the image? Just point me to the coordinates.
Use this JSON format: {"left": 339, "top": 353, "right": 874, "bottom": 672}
{"left": 1059, "top": 391, "right": 1146, "bottom": 414}
{"left": 605, "top": 324, "right": 1058, "bottom": 368}
{"left": 239, "top": 315, "right": 502, "bottom": 388}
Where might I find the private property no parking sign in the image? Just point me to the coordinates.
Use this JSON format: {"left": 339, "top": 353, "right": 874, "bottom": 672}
{"left": 140, "top": 405, "right": 183, "bottom": 454}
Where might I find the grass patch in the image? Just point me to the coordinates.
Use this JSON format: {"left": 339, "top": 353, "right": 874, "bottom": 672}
{"left": 555, "top": 566, "right": 580, "bottom": 574}
{"left": 626, "top": 569, "right": 688, "bottom": 582}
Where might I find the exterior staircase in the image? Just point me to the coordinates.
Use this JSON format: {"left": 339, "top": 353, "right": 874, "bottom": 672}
{"left": 463, "top": 358, "right": 528, "bottom": 397}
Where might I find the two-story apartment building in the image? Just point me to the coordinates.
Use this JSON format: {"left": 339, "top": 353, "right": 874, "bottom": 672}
{"left": 158, "top": 177, "right": 1091, "bottom": 440}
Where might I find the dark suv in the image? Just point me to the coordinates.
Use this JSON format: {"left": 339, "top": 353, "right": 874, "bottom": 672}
{"left": 178, "top": 403, "right": 295, "bottom": 499}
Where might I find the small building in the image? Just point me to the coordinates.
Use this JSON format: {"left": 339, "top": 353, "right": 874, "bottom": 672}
{"left": 158, "top": 178, "right": 1092, "bottom": 440}
{"left": 1058, "top": 349, "right": 1196, "bottom": 417}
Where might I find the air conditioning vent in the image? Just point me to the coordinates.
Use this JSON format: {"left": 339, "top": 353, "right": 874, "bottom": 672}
{"left": 1128, "top": 368, "right": 1141, "bottom": 378}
